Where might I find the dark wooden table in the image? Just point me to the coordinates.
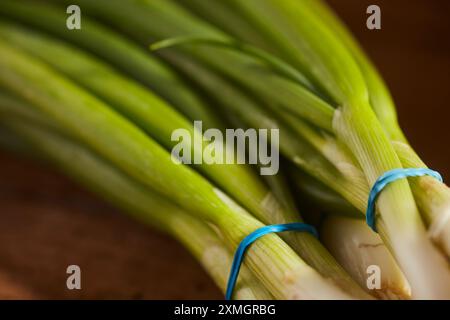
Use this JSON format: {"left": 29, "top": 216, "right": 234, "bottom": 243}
{"left": 0, "top": 0, "right": 449, "bottom": 299}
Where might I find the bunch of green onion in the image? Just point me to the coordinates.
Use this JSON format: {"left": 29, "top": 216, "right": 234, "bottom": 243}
{"left": 0, "top": 0, "right": 448, "bottom": 300}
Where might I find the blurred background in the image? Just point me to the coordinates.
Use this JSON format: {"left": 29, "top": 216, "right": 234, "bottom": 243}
{"left": 0, "top": 0, "right": 448, "bottom": 299}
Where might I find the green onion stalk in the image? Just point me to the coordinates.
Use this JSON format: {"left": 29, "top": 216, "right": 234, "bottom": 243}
{"left": 264, "top": 162, "right": 410, "bottom": 299}
{"left": 0, "top": 20, "right": 285, "bottom": 233}
{"left": 0, "top": 41, "right": 363, "bottom": 299}
{"left": 210, "top": 0, "right": 450, "bottom": 292}
{"left": 311, "top": 1, "right": 450, "bottom": 257}
{"left": 0, "top": 0, "right": 221, "bottom": 129}
{"left": 0, "top": 2, "right": 373, "bottom": 298}
{"left": 288, "top": 168, "right": 411, "bottom": 299}
{"left": 161, "top": 0, "right": 450, "bottom": 298}
{"left": 174, "top": 0, "right": 450, "bottom": 237}
{"left": 161, "top": 51, "right": 370, "bottom": 215}
{"left": 145, "top": 52, "right": 425, "bottom": 299}
{"left": 295, "top": 0, "right": 450, "bottom": 261}
{"left": 321, "top": 216, "right": 411, "bottom": 300}
{"left": 45, "top": 0, "right": 450, "bottom": 298}
{"left": 0, "top": 88, "right": 399, "bottom": 300}
{"left": 0, "top": 116, "right": 272, "bottom": 300}
{"left": 154, "top": 48, "right": 414, "bottom": 299}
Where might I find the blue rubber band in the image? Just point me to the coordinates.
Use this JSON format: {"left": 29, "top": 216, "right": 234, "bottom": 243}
{"left": 366, "top": 168, "right": 443, "bottom": 232}
{"left": 225, "top": 222, "right": 318, "bottom": 300}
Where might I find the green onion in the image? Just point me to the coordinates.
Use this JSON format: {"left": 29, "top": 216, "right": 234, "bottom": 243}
{"left": 0, "top": 5, "right": 371, "bottom": 298}
{"left": 0, "top": 41, "right": 359, "bottom": 299}
{"left": 321, "top": 216, "right": 410, "bottom": 300}
{"left": 120, "top": 0, "right": 450, "bottom": 298}
{"left": 175, "top": 2, "right": 450, "bottom": 256}
{"left": 0, "top": 0, "right": 222, "bottom": 129}
{"left": 0, "top": 20, "right": 280, "bottom": 229}
{"left": 0, "top": 117, "right": 272, "bottom": 300}
{"left": 0, "top": 0, "right": 448, "bottom": 299}
{"left": 115, "top": 0, "right": 448, "bottom": 297}
{"left": 296, "top": 0, "right": 450, "bottom": 259}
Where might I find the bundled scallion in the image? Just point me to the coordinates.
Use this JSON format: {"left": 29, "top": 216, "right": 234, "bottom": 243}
{"left": 0, "top": 35, "right": 362, "bottom": 299}
{"left": 0, "top": 0, "right": 448, "bottom": 300}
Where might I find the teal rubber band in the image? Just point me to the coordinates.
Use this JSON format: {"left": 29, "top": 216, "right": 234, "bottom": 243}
{"left": 366, "top": 168, "right": 443, "bottom": 232}
{"left": 225, "top": 222, "right": 318, "bottom": 300}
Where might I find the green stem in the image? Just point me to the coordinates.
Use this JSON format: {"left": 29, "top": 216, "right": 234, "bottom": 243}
{"left": 0, "top": 42, "right": 353, "bottom": 299}
{"left": 0, "top": 21, "right": 281, "bottom": 236}
{"left": 303, "top": 0, "right": 450, "bottom": 259}
{"left": 0, "top": 0, "right": 222, "bottom": 129}
{"left": 157, "top": 52, "right": 372, "bottom": 298}
{"left": 2, "top": 6, "right": 372, "bottom": 295}
{"left": 203, "top": 0, "right": 450, "bottom": 297}
{"left": 0, "top": 120, "right": 272, "bottom": 300}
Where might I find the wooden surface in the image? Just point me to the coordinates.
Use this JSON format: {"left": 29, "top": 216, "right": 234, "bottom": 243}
{"left": 0, "top": 0, "right": 449, "bottom": 299}
{"left": 0, "top": 153, "right": 221, "bottom": 299}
